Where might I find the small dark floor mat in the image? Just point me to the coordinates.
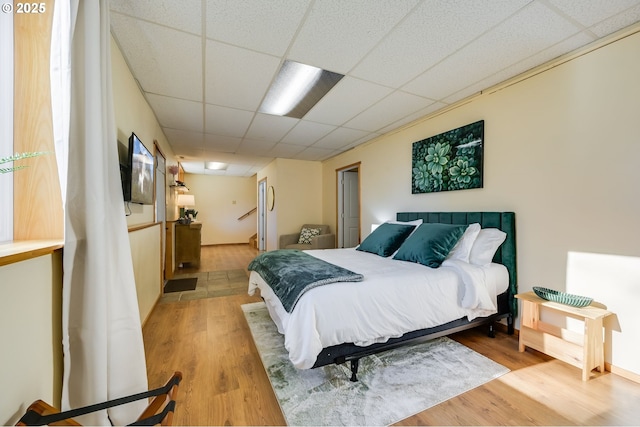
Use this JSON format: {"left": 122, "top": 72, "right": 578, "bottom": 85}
{"left": 164, "top": 277, "right": 198, "bottom": 293}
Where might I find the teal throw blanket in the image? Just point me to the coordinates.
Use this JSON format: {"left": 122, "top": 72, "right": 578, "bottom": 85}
{"left": 248, "top": 250, "right": 363, "bottom": 312}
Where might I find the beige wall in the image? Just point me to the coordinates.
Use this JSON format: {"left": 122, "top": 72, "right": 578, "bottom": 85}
{"left": 129, "top": 225, "right": 163, "bottom": 324}
{"left": 258, "top": 158, "right": 323, "bottom": 251}
{"left": 111, "top": 35, "right": 180, "bottom": 319}
{"left": 258, "top": 161, "right": 279, "bottom": 251}
{"left": 0, "top": 251, "right": 63, "bottom": 425}
{"left": 111, "top": 36, "right": 179, "bottom": 226}
{"left": 323, "top": 30, "right": 640, "bottom": 376}
{"left": 185, "top": 173, "right": 257, "bottom": 245}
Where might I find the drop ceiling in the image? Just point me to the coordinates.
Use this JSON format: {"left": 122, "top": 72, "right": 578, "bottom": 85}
{"left": 109, "top": 0, "right": 640, "bottom": 177}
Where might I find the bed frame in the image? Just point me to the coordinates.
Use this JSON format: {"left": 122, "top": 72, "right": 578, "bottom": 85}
{"left": 311, "top": 211, "right": 517, "bottom": 381}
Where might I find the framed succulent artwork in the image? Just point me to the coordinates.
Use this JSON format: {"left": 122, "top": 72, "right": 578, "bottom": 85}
{"left": 411, "top": 120, "right": 484, "bottom": 194}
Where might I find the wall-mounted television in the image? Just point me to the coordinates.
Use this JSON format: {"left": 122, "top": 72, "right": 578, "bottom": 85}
{"left": 120, "top": 132, "right": 154, "bottom": 205}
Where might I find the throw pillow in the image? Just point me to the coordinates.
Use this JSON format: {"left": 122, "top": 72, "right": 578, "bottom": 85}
{"left": 468, "top": 228, "right": 507, "bottom": 266}
{"left": 356, "top": 222, "right": 416, "bottom": 257}
{"left": 446, "top": 223, "right": 481, "bottom": 262}
{"left": 393, "top": 223, "right": 467, "bottom": 268}
{"left": 298, "top": 227, "right": 322, "bottom": 244}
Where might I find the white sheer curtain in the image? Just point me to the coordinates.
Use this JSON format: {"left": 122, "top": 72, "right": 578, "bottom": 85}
{"left": 50, "top": 0, "right": 70, "bottom": 205}
{"left": 54, "top": 0, "right": 148, "bottom": 424}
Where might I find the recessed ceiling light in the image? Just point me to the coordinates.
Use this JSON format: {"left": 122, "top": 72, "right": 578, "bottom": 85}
{"left": 259, "top": 60, "right": 344, "bottom": 119}
{"left": 205, "top": 161, "right": 228, "bottom": 170}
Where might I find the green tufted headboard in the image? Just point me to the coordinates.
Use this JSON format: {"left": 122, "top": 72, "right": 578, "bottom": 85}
{"left": 396, "top": 211, "right": 517, "bottom": 316}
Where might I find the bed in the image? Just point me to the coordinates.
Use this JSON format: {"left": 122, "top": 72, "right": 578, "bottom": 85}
{"left": 248, "top": 211, "right": 517, "bottom": 381}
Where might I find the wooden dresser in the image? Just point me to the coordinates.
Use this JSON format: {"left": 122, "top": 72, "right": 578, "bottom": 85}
{"left": 175, "top": 222, "right": 201, "bottom": 267}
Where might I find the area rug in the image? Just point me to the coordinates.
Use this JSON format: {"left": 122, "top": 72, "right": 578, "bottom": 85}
{"left": 242, "top": 301, "right": 509, "bottom": 426}
{"left": 163, "top": 277, "right": 197, "bottom": 293}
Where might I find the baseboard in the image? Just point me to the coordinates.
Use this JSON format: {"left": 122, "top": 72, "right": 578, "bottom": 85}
{"left": 606, "top": 362, "right": 640, "bottom": 384}
{"left": 495, "top": 323, "right": 640, "bottom": 384}
{"left": 201, "top": 243, "right": 253, "bottom": 247}
{"left": 141, "top": 293, "right": 162, "bottom": 329}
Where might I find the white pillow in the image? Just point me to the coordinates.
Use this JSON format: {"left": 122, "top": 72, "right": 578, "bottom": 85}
{"left": 469, "top": 228, "right": 507, "bottom": 266}
{"left": 446, "top": 223, "right": 481, "bottom": 262}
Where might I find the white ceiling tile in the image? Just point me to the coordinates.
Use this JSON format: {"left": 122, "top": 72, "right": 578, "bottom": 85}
{"left": 223, "top": 164, "right": 254, "bottom": 176}
{"left": 288, "top": 0, "right": 419, "bottom": 73}
{"left": 294, "top": 146, "right": 335, "bottom": 161}
{"left": 164, "top": 143, "right": 203, "bottom": 159}
{"left": 547, "top": 0, "right": 640, "bottom": 27}
{"left": 590, "top": 4, "right": 640, "bottom": 37}
{"left": 326, "top": 134, "right": 378, "bottom": 156}
{"left": 351, "top": 0, "right": 531, "bottom": 87}
{"left": 110, "top": 1, "right": 640, "bottom": 176}
{"left": 111, "top": 14, "right": 202, "bottom": 101}
{"left": 205, "top": 104, "right": 254, "bottom": 137}
{"left": 404, "top": 1, "right": 583, "bottom": 101}
{"left": 146, "top": 94, "right": 203, "bottom": 132}
{"left": 281, "top": 120, "right": 337, "bottom": 146}
{"left": 197, "top": 151, "right": 260, "bottom": 165}
{"left": 312, "top": 127, "right": 370, "bottom": 150}
{"left": 377, "top": 102, "right": 448, "bottom": 134}
{"left": 247, "top": 156, "right": 274, "bottom": 168}
{"left": 245, "top": 113, "right": 299, "bottom": 141}
{"left": 202, "top": 134, "right": 242, "bottom": 153}
{"left": 163, "top": 128, "right": 204, "bottom": 148}
{"left": 206, "top": 0, "right": 311, "bottom": 56}
{"left": 247, "top": 165, "right": 266, "bottom": 175}
{"left": 402, "top": 63, "right": 473, "bottom": 101}
{"left": 267, "top": 143, "right": 306, "bottom": 158}
{"left": 440, "top": 86, "right": 482, "bottom": 107}
{"left": 344, "top": 91, "right": 435, "bottom": 132}
{"left": 180, "top": 161, "right": 205, "bottom": 174}
{"left": 352, "top": 133, "right": 381, "bottom": 147}
{"left": 203, "top": 169, "right": 228, "bottom": 176}
{"left": 110, "top": 0, "right": 202, "bottom": 35}
{"left": 304, "top": 77, "right": 394, "bottom": 125}
{"left": 205, "top": 41, "right": 281, "bottom": 110}
{"left": 443, "top": 32, "right": 593, "bottom": 106}
{"left": 236, "top": 139, "right": 277, "bottom": 156}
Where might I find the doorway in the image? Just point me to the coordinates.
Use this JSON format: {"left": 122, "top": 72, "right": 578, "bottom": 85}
{"left": 154, "top": 143, "right": 166, "bottom": 279}
{"left": 258, "top": 178, "right": 267, "bottom": 251}
{"left": 337, "top": 163, "right": 360, "bottom": 248}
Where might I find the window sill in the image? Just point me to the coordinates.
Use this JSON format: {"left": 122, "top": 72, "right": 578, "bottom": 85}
{"left": 0, "top": 240, "right": 64, "bottom": 267}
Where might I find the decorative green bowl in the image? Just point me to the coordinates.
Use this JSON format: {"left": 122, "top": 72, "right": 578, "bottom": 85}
{"left": 533, "top": 286, "right": 593, "bottom": 308}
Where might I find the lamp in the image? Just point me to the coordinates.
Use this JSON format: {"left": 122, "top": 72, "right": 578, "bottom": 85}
{"left": 177, "top": 194, "right": 195, "bottom": 219}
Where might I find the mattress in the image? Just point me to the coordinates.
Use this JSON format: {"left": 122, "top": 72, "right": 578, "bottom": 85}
{"left": 248, "top": 247, "right": 508, "bottom": 369}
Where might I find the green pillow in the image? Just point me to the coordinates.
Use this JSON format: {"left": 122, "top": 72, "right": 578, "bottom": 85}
{"left": 356, "top": 223, "right": 416, "bottom": 257}
{"left": 393, "top": 223, "right": 466, "bottom": 268}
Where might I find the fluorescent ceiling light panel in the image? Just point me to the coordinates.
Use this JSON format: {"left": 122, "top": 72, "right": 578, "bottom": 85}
{"left": 259, "top": 60, "right": 344, "bottom": 119}
{"left": 205, "top": 161, "right": 228, "bottom": 170}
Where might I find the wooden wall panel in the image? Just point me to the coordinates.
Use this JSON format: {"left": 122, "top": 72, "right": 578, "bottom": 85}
{"left": 13, "top": 0, "right": 63, "bottom": 240}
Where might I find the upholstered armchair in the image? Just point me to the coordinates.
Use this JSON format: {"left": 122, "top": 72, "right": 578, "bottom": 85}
{"left": 279, "top": 224, "right": 336, "bottom": 250}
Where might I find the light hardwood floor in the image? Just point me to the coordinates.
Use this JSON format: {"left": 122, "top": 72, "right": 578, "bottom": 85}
{"left": 143, "top": 244, "right": 640, "bottom": 425}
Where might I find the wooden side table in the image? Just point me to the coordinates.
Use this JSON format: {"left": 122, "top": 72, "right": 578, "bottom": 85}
{"left": 515, "top": 291, "right": 612, "bottom": 381}
{"left": 175, "top": 222, "right": 202, "bottom": 267}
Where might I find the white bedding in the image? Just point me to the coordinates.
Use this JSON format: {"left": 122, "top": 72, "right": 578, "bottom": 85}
{"left": 248, "top": 247, "right": 508, "bottom": 369}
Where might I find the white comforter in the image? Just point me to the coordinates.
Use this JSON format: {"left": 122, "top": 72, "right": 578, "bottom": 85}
{"left": 248, "top": 248, "right": 508, "bottom": 369}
